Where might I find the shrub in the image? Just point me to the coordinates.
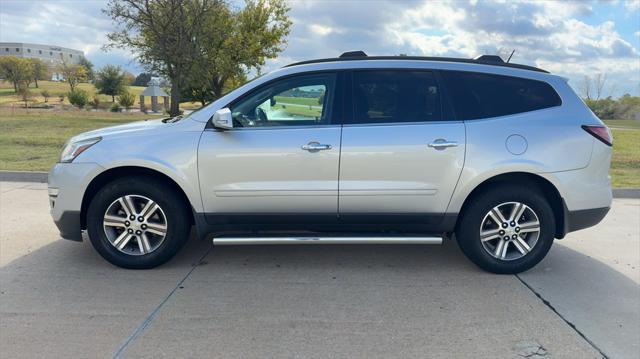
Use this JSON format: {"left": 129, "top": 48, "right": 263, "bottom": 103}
{"left": 67, "top": 89, "right": 89, "bottom": 108}
{"left": 40, "top": 90, "right": 51, "bottom": 103}
{"left": 17, "top": 86, "right": 32, "bottom": 108}
{"left": 110, "top": 103, "right": 121, "bottom": 112}
{"left": 90, "top": 96, "right": 100, "bottom": 109}
{"left": 117, "top": 91, "right": 136, "bottom": 110}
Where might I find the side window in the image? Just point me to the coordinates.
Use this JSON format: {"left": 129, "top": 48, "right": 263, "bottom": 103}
{"left": 442, "top": 71, "right": 562, "bottom": 120}
{"left": 349, "top": 70, "right": 442, "bottom": 124}
{"left": 229, "top": 73, "right": 336, "bottom": 127}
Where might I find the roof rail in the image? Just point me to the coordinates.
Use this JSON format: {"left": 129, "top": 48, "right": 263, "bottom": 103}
{"left": 339, "top": 50, "right": 368, "bottom": 58}
{"left": 285, "top": 51, "right": 548, "bottom": 73}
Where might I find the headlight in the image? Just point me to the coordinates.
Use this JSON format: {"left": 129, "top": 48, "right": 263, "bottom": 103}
{"left": 59, "top": 137, "right": 101, "bottom": 163}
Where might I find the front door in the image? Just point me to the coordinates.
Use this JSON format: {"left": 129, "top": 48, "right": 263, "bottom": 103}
{"left": 338, "top": 70, "right": 465, "bottom": 222}
{"left": 198, "top": 72, "right": 342, "bottom": 219}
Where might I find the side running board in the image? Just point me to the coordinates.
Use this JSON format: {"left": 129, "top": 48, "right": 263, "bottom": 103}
{"left": 213, "top": 236, "right": 443, "bottom": 245}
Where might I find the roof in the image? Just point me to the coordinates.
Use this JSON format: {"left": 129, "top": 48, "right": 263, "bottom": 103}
{"left": 140, "top": 85, "right": 168, "bottom": 97}
{"left": 285, "top": 51, "right": 548, "bottom": 73}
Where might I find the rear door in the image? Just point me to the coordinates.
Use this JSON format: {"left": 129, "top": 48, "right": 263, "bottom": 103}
{"left": 198, "top": 72, "right": 343, "bottom": 217}
{"left": 338, "top": 70, "right": 465, "bottom": 222}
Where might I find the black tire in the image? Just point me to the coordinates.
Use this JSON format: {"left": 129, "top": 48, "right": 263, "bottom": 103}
{"left": 456, "top": 185, "right": 555, "bottom": 274}
{"left": 86, "top": 176, "right": 191, "bottom": 269}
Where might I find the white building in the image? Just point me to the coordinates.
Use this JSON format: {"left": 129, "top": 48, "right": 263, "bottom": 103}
{"left": 0, "top": 42, "right": 85, "bottom": 81}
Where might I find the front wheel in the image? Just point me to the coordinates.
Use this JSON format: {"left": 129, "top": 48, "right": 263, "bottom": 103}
{"left": 86, "top": 176, "right": 191, "bottom": 269}
{"left": 456, "top": 185, "right": 555, "bottom": 274}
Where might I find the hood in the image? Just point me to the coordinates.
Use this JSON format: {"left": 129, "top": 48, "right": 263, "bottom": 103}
{"left": 71, "top": 118, "right": 169, "bottom": 142}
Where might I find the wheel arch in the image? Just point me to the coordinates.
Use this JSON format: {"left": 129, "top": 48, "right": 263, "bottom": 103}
{"left": 454, "top": 172, "right": 566, "bottom": 239}
{"left": 80, "top": 166, "right": 195, "bottom": 230}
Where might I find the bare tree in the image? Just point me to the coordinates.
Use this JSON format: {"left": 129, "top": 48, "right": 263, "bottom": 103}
{"left": 581, "top": 73, "right": 609, "bottom": 101}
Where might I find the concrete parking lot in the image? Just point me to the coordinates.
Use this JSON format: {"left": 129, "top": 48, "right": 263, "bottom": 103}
{"left": 1, "top": 181, "right": 638, "bottom": 358}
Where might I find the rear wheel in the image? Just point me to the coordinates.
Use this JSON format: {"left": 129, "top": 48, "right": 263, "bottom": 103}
{"left": 86, "top": 176, "right": 191, "bottom": 269}
{"left": 456, "top": 185, "right": 555, "bottom": 274}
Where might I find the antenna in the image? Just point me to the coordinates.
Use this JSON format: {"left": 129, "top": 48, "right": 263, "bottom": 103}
{"left": 506, "top": 49, "right": 515, "bottom": 63}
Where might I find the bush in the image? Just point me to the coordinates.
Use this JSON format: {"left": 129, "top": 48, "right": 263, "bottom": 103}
{"left": 90, "top": 96, "right": 100, "bottom": 109}
{"left": 17, "top": 86, "right": 32, "bottom": 108}
{"left": 110, "top": 103, "right": 121, "bottom": 112}
{"left": 117, "top": 91, "right": 136, "bottom": 110}
{"left": 40, "top": 90, "right": 51, "bottom": 103}
{"left": 67, "top": 89, "right": 89, "bottom": 108}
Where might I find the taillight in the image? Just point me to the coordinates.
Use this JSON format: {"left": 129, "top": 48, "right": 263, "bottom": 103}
{"left": 582, "top": 125, "right": 613, "bottom": 146}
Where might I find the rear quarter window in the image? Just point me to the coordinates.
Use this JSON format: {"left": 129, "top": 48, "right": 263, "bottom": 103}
{"left": 441, "top": 71, "right": 561, "bottom": 120}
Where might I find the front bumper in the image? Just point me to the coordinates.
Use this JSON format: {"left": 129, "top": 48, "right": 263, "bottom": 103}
{"left": 48, "top": 162, "right": 104, "bottom": 241}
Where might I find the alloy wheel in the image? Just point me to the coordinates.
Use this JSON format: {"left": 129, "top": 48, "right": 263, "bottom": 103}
{"left": 103, "top": 195, "right": 168, "bottom": 256}
{"left": 479, "top": 201, "right": 540, "bottom": 261}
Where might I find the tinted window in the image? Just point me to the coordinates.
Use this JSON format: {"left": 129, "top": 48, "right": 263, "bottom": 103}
{"left": 349, "top": 71, "right": 441, "bottom": 124}
{"left": 230, "top": 73, "right": 336, "bottom": 127}
{"left": 442, "top": 71, "right": 561, "bottom": 120}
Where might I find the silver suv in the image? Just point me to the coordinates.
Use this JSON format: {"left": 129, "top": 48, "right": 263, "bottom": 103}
{"left": 48, "top": 52, "right": 612, "bottom": 273}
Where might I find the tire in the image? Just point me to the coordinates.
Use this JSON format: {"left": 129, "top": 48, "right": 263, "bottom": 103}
{"left": 456, "top": 185, "right": 555, "bottom": 274}
{"left": 86, "top": 176, "right": 191, "bottom": 269}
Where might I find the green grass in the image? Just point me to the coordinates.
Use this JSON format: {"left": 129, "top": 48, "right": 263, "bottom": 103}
{"left": 604, "top": 119, "right": 640, "bottom": 129}
{"left": 610, "top": 128, "right": 640, "bottom": 188}
{"left": 0, "top": 80, "right": 203, "bottom": 110}
{"left": 0, "top": 108, "right": 162, "bottom": 171}
{"left": 272, "top": 96, "right": 323, "bottom": 118}
{"left": 0, "top": 80, "right": 146, "bottom": 106}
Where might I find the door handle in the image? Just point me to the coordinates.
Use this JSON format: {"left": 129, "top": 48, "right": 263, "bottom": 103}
{"left": 428, "top": 139, "right": 459, "bottom": 149}
{"left": 302, "top": 141, "right": 332, "bottom": 152}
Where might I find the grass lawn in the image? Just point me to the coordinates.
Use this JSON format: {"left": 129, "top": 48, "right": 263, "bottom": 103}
{"left": 0, "top": 109, "right": 638, "bottom": 188}
{"left": 0, "top": 80, "right": 202, "bottom": 109}
{"left": 0, "top": 108, "right": 162, "bottom": 171}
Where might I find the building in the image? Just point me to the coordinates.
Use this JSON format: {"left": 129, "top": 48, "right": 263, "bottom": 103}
{"left": 0, "top": 42, "right": 85, "bottom": 81}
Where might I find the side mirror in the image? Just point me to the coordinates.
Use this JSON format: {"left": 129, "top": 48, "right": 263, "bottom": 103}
{"left": 270, "top": 97, "right": 276, "bottom": 106}
{"left": 212, "top": 108, "right": 233, "bottom": 130}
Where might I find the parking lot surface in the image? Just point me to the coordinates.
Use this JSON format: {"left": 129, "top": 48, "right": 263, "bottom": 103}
{"left": 1, "top": 181, "right": 638, "bottom": 358}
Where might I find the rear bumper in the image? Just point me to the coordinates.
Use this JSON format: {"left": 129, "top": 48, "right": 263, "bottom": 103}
{"left": 561, "top": 202, "right": 610, "bottom": 237}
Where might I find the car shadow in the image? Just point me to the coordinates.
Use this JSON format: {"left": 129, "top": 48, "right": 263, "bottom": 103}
{"left": 1, "top": 234, "right": 638, "bottom": 358}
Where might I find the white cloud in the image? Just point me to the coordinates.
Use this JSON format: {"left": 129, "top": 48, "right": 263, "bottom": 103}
{"left": 625, "top": 0, "right": 640, "bottom": 11}
{"left": 1, "top": 0, "right": 638, "bottom": 96}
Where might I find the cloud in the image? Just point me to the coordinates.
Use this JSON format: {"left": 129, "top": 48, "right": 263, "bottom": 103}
{"left": 268, "top": 0, "right": 639, "bottom": 97}
{"left": 625, "top": 0, "right": 640, "bottom": 11}
{"left": 1, "top": 0, "right": 638, "bottom": 96}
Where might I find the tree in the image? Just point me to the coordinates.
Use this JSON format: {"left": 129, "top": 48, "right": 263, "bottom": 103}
{"left": 95, "top": 64, "right": 127, "bottom": 102}
{"left": 0, "top": 56, "right": 33, "bottom": 92}
{"left": 132, "top": 72, "right": 152, "bottom": 86}
{"left": 118, "top": 90, "right": 136, "bottom": 110}
{"left": 581, "top": 73, "right": 608, "bottom": 101}
{"left": 28, "top": 58, "right": 48, "bottom": 88}
{"left": 104, "top": 0, "right": 217, "bottom": 116}
{"left": 78, "top": 56, "right": 95, "bottom": 81}
{"left": 58, "top": 59, "right": 88, "bottom": 91}
{"left": 17, "top": 85, "right": 32, "bottom": 108}
{"left": 123, "top": 70, "right": 136, "bottom": 85}
{"left": 187, "top": 0, "right": 291, "bottom": 104}
{"left": 67, "top": 88, "right": 89, "bottom": 108}
{"left": 41, "top": 90, "right": 51, "bottom": 103}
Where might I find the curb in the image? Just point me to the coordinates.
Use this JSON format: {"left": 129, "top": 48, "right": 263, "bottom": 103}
{"left": 1, "top": 170, "right": 639, "bottom": 198}
{"left": 0, "top": 171, "right": 48, "bottom": 183}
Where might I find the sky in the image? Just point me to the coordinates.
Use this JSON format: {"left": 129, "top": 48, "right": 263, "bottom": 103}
{"left": 1, "top": 0, "right": 639, "bottom": 97}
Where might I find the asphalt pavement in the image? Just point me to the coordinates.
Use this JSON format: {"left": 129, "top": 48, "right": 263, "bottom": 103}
{"left": 1, "top": 181, "right": 638, "bottom": 358}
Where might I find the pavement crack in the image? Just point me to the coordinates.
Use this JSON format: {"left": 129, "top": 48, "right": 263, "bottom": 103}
{"left": 515, "top": 274, "right": 609, "bottom": 359}
{"left": 112, "top": 245, "right": 213, "bottom": 358}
